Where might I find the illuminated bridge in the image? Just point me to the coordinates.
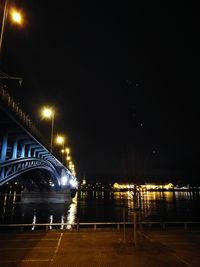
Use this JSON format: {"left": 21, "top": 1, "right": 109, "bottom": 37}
{"left": 0, "top": 84, "right": 77, "bottom": 193}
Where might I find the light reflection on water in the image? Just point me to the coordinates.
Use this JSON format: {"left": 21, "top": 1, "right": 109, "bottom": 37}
{"left": 0, "top": 190, "right": 200, "bottom": 225}
{"left": 66, "top": 193, "right": 77, "bottom": 229}
{"left": 28, "top": 194, "right": 78, "bottom": 230}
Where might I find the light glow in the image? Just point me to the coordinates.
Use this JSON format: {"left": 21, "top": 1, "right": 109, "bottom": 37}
{"left": 70, "top": 179, "right": 78, "bottom": 188}
{"left": 66, "top": 194, "right": 77, "bottom": 230}
{"left": 65, "top": 148, "right": 70, "bottom": 154}
{"left": 10, "top": 8, "right": 23, "bottom": 25}
{"left": 41, "top": 107, "right": 54, "bottom": 119}
{"left": 56, "top": 135, "right": 65, "bottom": 144}
{"left": 61, "top": 175, "right": 68, "bottom": 186}
{"left": 66, "top": 156, "right": 71, "bottom": 161}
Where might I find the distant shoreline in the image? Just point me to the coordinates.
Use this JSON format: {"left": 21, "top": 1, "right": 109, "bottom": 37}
{"left": 79, "top": 188, "right": 200, "bottom": 192}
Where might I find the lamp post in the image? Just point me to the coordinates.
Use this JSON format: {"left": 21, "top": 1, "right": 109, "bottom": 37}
{"left": 0, "top": 1, "right": 23, "bottom": 60}
{"left": 0, "top": 0, "right": 9, "bottom": 58}
{"left": 56, "top": 135, "right": 65, "bottom": 163}
{"left": 41, "top": 107, "right": 55, "bottom": 153}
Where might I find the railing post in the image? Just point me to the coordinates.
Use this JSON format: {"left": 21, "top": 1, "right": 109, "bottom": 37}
{"left": 138, "top": 206, "right": 143, "bottom": 230}
{"left": 123, "top": 207, "right": 126, "bottom": 243}
{"left": 133, "top": 211, "right": 137, "bottom": 248}
{"left": 184, "top": 223, "right": 187, "bottom": 230}
{"left": 94, "top": 224, "right": 96, "bottom": 231}
{"left": 77, "top": 219, "right": 79, "bottom": 232}
{"left": 160, "top": 219, "right": 165, "bottom": 230}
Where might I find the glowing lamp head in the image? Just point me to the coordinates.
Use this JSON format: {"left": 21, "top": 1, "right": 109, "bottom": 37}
{"left": 42, "top": 107, "right": 54, "bottom": 119}
{"left": 66, "top": 156, "right": 71, "bottom": 161}
{"left": 10, "top": 8, "right": 23, "bottom": 25}
{"left": 65, "top": 148, "right": 70, "bottom": 154}
{"left": 56, "top": 135, "right": 65, "bottom": 145}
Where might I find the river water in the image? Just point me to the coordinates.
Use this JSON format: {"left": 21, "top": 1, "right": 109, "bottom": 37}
{"left": 0, "top": 190, "right": 200, "bottom": 228}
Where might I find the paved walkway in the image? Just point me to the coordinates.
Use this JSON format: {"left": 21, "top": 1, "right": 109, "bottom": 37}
{"left": 0, "top": 229, "right": 199, "bottom": 266}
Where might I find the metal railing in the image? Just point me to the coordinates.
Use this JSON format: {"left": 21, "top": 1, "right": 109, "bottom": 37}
{"left": 0, "top": 86, "right": 36, "bottom": 133}
{"left": 0, "top": 221, "right": 200, "bottom": 232}
{"left": 0, "top": 86, "right": 49, "bottom": 149}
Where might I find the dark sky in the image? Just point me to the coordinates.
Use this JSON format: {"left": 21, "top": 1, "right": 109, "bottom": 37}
{"left": 1, "top": 1, "right": 198, "bottom": 184}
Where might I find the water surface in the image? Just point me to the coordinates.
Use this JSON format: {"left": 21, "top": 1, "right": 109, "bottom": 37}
{"left": 0, "top": 190, "right": 200, "bottom": 228}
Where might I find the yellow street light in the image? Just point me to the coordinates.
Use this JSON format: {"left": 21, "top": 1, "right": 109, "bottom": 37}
{"left": 65, "top": 148, "right": 70, "bottom": 155}
{"left": 42, "top": 107, "right": 54, "bottom": 119}
{"left": 66, "top": 155, "right": 71, "bottom": 161}
{"left": 10, "top": 8, "right": 23, "bottom": 24}
{"left": 41, "top": 106, "right": 55, "bottom": 153}
{"left": 69, "top": 163, "right": 75, "bottom": 170}
{"left": 56, "top": 135, "right": 65, "bottom": 145}
{"left": 61, "top": 147, "right": 70, "bottom": 155}
{"left": 0, "top": 1, "right": 24, "bottom": 59}
{"left": 56, "top": 135, "right": 66, "bottom": 163}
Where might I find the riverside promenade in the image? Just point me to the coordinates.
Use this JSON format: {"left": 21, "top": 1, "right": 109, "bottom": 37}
{"left": 0, "top": 228, "right": 199, "bottom": 267}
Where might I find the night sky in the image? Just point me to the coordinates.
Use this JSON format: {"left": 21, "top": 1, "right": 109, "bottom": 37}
{"left": 1, "top": 2, "right": 198, "bottom": 184}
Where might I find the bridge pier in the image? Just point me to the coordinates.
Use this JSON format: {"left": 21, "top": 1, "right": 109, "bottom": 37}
{"left": 21, "top": 187, "right": 74, "bottom": 203}
{"left": 1, "top": 134, "right": 42, "bottom": 161}
{"left": 20, "top": 143, "right": 25, "bottom": 158}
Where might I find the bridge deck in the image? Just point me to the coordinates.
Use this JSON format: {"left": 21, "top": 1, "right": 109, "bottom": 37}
{"left": 0, "top": 229, "right": 199, "bottom": 266}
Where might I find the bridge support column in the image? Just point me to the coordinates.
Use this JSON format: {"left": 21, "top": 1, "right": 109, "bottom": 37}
{"left": 12, "top": 139, "right": 18, "bottom": 160}
{"left": 33, "top": 150, "right": 37, "bottom": 157}
{"left": 28, "top": 147, "right": 31, "bottom": 157}
{"left": 38, "top": 151, "right": 48, "bottom": 158}
{"left": 0, "top": 133, "right": 8, "bottom": 161}
{"left": 33, "top": 148, "right": 43, "bottom": 158}
{"left": 20, "top": 143, "right": 25, "bottom": 158}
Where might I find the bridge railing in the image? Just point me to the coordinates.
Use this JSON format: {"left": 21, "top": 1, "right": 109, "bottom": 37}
{"left": 0, "top": 86, "right": 50, "bottom": 150}
{"left": 0, "top": 221, "right": 200, "bottom": 232}
{"left": 1, "top": 86, "right": 35, "bottom": 131}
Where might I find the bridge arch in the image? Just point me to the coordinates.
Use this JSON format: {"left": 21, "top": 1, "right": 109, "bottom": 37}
{"left": 0, "top": 86, "right": 77, "bottom": 191}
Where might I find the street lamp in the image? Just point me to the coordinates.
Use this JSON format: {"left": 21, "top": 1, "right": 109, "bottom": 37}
{"left": 56, "top": 135, "right": 65, "bottom": 163}
{"left": 68, "top": 161, "right": 76, "bottom": 176}
{"left": 41, "top": 107, "right": 55, "bottom": 153}
{"left": 10, "top": 8, "right": 23, "bottom": 24}
{"left": 65, "top": 147, "right": 70, "bottom": 155}
{"left": 66, "top": 155, "right": 71, "bottom": 162}
{"left": 56, "top": 135, "right": 65, "bottom": 146}
{"left": 0, "top": 1, "right": 23, "bottom": 59}
{"left": 61, "top": 147, "right": 70, "bottom": 155}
